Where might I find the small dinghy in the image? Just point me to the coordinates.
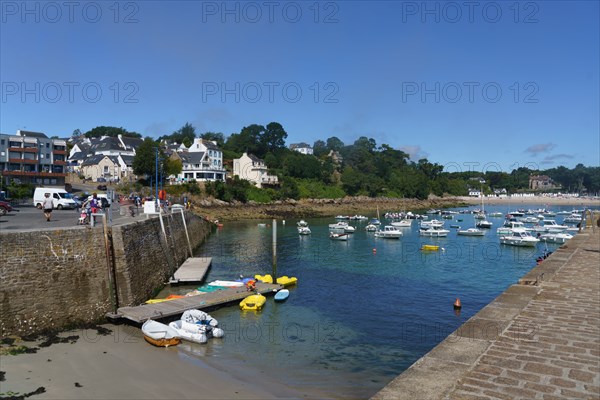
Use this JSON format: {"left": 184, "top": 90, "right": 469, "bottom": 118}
{"left": 141, "top": 319, "right": 180, "bottom": 347}
{"left": 274, "top": 289, "right": 289, "bottom": 302}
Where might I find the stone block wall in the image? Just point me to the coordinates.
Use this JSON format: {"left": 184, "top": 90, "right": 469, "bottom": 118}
{"left": 0, "top": 212, "right": 212, "bottom": 336}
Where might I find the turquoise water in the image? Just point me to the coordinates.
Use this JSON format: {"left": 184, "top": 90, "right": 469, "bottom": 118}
{"left": 166, "top": 204, "right": 594, "bottom": 398}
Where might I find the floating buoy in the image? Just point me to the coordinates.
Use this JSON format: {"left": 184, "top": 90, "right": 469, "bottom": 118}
{"left": 372, "top": 248, "right": 377, "bottom": 253}
{"left": 453, "top": 298, "right": 462, "bottom": 309}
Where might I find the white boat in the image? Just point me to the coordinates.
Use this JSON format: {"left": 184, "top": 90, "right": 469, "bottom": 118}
{"left": 497, "top": 221, "right": 525, "bottom": 235}
{"left": 419, "top": 226, "right": 450, "bottom": 237}
{"left": 330, "top": 232, "right": 348, "bottom": 241}
{"left": 488, "top": 212, "right": 504, "bottom": 217}
{"left": 168, "top": 320, "right": 208, "bottom": 344}
{"left": 297, "top": 226, "right": 311, "bottom": 235}
{"left": 499, "top": 229, "right": 539, "bottom": 247}
{"left": 335, "top": 215, "right": 350, "bottom": 220}
{"left": 420, "top": 219, "right": 445, "bottom": 228}
{"left": 369, "top": 218, "right": 381, "bottom": 225}
{"left": 563, "top": 214, "right": 582, "bottom": 224}
{"left": 390, "top": 219, "right": 412, "bottom": 228}
{"left": 350, "top": 215, "right": 368, "bottom": 220}
{"left": 374, "top": 225, "right": 403, "bottom": 239}
{"left": 523, "top": 216, "right": 540, "bottom": 224}
{"left": 167, "top": 310, "right": 224, "bottom": 344}
{"left": 297, "top": 220, "right": 308, "bottom": 227}
{"left": 457, "top": 227, "right": 485, "bottom": 236}
{"left": 539, "top": 232, "right": 573, "bottom": 244}
{"left": 329, "top": 221, "right": 355, "bottom": 233}
{"left": 476, "top": 220, "right": 493, "bottom": 229}
{"left": 365, "top": 224, "right": 378, "bottom": 232}
{"left": 142, "top": 319, "right": 180, "bottom": 347}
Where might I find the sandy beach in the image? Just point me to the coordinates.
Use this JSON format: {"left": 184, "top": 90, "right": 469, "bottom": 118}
{"left": 457, "top": 195, "right": 600, "bottom": 207}
{"left": 0, "top": 325, "right": 305, "bottom": 400}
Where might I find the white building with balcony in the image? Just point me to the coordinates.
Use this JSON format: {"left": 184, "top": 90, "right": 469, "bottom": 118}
{"left": 233, "top": 152, "right": 279, "bottom": 188}
{"left": 171, "top": 139, "right": 226, "bottom": 182}
{"left": 289, "top": 142, "right": 313, "bottom": 155}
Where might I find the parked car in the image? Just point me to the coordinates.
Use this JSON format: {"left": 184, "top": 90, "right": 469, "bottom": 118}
{"left": 0, "top": 200, "right": 14, "bottom": 216}
{"left": 97, "top": 184, "right": 107, "bottom": 191}
{"left": 97, "top": 177, "right": 107, "bottom": 182}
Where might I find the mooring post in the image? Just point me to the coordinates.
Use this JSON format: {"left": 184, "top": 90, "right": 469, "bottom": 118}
{"left": 272, "top": 219, "right": 277, "bottom": 283}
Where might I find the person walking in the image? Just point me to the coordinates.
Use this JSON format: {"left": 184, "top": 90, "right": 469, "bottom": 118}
{"left": 42, "top": 193, "right": 54, "bottom": 222}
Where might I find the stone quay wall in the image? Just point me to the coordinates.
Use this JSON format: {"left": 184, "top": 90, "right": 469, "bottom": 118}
{"left": 0, "top": 212, "right": 212, "bottom": 337}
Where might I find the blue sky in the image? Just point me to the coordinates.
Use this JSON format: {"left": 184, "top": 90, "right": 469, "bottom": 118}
{"left": 1, "top": 1, "right": 598, "bottom": 172}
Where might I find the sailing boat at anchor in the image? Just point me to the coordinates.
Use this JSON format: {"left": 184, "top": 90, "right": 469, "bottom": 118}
{"left": 475, "top": 187, "right": 492, "bottom": 229}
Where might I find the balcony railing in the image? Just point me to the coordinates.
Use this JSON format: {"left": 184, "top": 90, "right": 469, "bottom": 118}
{"left": 8, "top": 147, "right": 39, "bottom": 153}
{"left": 53, "top": 149, "right": 67, "bottom": 155}
{"left": 9, "top": 158, "right": 38, "bottom": 164}
{"left": 2, "top": 170, "right": 66, "bottom": 177}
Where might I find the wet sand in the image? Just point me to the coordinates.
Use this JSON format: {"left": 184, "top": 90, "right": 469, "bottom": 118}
{"left": 0, "top": 325, "right": 305, "bottom": 400}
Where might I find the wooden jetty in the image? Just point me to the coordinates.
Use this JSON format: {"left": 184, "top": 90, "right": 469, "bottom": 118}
{"left": 109, "top": 282, "right": 282, "bottom": 323}
{"left": 168, "top": 257, "right": 212, "bottom": 284}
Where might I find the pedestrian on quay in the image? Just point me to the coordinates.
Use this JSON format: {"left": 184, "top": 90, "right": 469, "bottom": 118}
{"left": 42, "top": 193, "right": 54, "bottom": 222}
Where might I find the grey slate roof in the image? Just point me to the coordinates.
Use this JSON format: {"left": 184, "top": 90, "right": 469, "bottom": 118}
{"left": 81, "top": 154, "right": 120, "bottom": 166}
{"left": 179, "top": 152, "right": 205, "bottom": 164}
{"left": 120, "top": 155, "right": 134, "bottom": 165}
{"left": 69, "top": 151, "right": 87, "bottom": 161}
{"left": 120, "top": 136, "right": 143, "bottom": 149}
{"left": 247, "top": 153, "right": 264, "bottom": 163}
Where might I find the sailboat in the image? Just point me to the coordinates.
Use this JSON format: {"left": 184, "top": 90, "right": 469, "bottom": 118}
{"left": 475, "top": 188, "right": 492, "bottom": 229}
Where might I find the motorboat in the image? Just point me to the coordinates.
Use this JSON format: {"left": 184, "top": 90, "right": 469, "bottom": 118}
{"left": 420, "top": 219, "right": 445, "bottom": 228}
{"left": 390, "top": 219, "right": 412, "bottom": 228}
{"left": 330, "top": 232, "right": 349, "bottom": 241}
{"left": 541, "top": 220, "right": 568, "bottom": 231}
{"left": 365, "top": 224, "right": 378, "bottom": 232}
{"left": 328, "top": 221, "right": 355, "bottom": 233}
{"left": 374, "top": 225, "right": 403, "bottom": 239}
{"left": 419, "top": 226, "right": 450, "bottom": 237}
{"left": 369, "top": 218, "right": 381, "bottom": 225}
{"left": 499, "top": 229, "right": 539, "bottom": 247}
{"left": 563, "top": 214, "right": 582, "bottom": 224}
{"left": 539, "top": 232, "right": 573, "bottom": 244}
{"left": 488, "top": 212, "right": 504, "bottom": 217}
{"left": 476, "top": 220, "right": 493, "bottom": 229}
{"left": 496, "top": 221, "right": 525, "bottom": 235}
{"left": 297, "top": 226, "right": 311, "bottom": 235}
{"left": 457, "top": 227, "right": 485, "bottom": 236}
{"left": 297, "top": 220, "right": 308, "bottom": 227}
{"left": 350, "top": 215, "right": 368, "bottom": 220}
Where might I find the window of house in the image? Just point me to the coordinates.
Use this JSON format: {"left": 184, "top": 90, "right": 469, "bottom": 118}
{"left": 46, "top": 153, "right": 50, "bottom": 159}
{"left": 46, "top": 143, "right": 50, "bottom": 148}
{"left": 0, "top": 139, "right": 4, "bottom": 145}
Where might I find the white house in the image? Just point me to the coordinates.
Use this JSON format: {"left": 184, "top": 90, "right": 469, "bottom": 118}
{"left": 289, "top": 142, "right": 313, "bottom": 155}
{"left": 171, "top": 139, "right": 226, "bottom": 182}
{"left": 232, "top": 152, "right": 279, "bottom": 188}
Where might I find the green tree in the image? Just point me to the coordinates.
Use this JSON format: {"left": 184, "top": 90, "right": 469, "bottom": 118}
{"left": 313, "top": 140, "right": 327, "bottom": 157}
{"left": 200, "top": 131, "right": 225, "bottom": 147}
{"left": 164, "top": 157, "right": 183, "bottom": 177}
{"left": 261, "top": 122, "right": 288, "bottom": 155}
{"left": 326, "top": 136, "right": 344, "bottom": 152}
{"left": 85, "top": 126, "right": 141, "bottom": 138}
{"left": 132, "top": 138, "right": 161, "bottom": 177}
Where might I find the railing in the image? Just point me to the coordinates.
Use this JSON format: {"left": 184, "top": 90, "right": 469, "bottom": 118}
{"left": 8, "top": 147, "right": 39, "bottom": 153}
{"left": 8, "top": 158, "right": 38, "bottom": 164}
{"left": 2, "top": 170, "right": 66, "bottom": 177}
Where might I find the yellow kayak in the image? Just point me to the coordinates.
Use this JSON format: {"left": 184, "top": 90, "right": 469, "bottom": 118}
{"left": 421, "top": 245, "right": 439, "bottom": 251}
{"left": 240, "top": 294, "right": 266, "bottom": 311}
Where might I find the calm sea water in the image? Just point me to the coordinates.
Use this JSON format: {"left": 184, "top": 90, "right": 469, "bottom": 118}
{"left": 162, "top": 204, "right": 594, "bottom": 399}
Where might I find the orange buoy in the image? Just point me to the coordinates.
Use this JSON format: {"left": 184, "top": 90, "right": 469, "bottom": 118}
{"left": 453, "top": 298, "right": 462, "bottom": 309}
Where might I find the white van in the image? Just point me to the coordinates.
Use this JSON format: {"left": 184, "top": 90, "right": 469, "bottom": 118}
{"left": 33, "top": 187, "right": 78, "bottom": 209}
